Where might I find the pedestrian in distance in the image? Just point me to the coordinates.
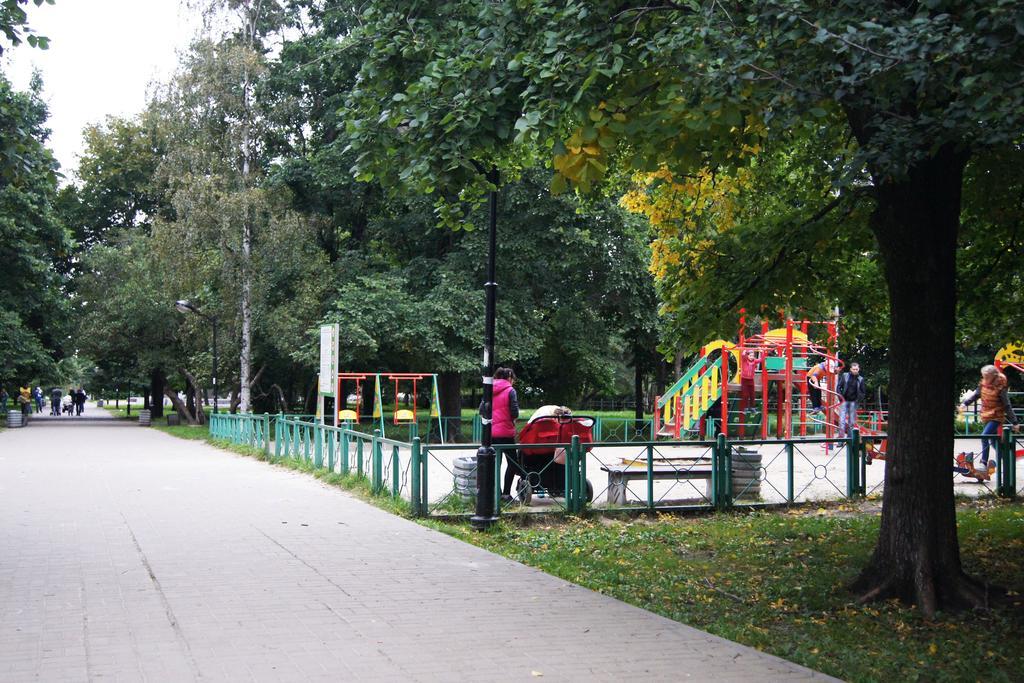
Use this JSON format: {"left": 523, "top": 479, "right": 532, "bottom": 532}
{"left": 18, "top": 384, "right": 31, "bottom": 417}
{"left": 75, "top": 388, "right": 86, "bottom": 416}
{"left": 836, "top": 362, "right": 866, "bottom": 438}
{"left": 50, "top": 386, "right": 61, "bottom": 415}
{"left": 0, "top": 387, "right": 8, "bottom": 411}
{"left": 33, "top": 386, "right": 43, "bottom": 413}
{"left": 960, "top": 365, "right": 1020, "bottom": 470}
{"left": 61, "top": 391, "right": 73, "bottom": 416}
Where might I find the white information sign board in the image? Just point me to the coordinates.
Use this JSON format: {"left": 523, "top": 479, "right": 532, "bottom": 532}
{"left": 318, "top": 324, "right": 338, "bottom": 396}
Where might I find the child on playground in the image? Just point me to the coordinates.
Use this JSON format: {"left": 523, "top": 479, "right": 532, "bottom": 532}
{"left": 740, "top": 349, "right": 762, "bottom": 416}
{"left": 959, "top": 365, "right": 1019, "bottom": 470}
{"left": 805, "top": 361, "right": 833, "bottom": 416}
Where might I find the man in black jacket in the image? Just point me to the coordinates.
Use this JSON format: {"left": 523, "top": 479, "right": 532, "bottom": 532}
{"left": 836, "top": 363, "right": 866, "bottom": 438}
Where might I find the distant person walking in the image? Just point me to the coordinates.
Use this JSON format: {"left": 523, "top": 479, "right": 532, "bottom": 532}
{"left": 836, "top": 363, "right": 866, "bottom": 438}
{"left": 33, "top": 386, "right": 43, "bottom": 413}
{"left": 0, "top": 387, "right": 9, "bottom": 410}
{"left": 75, "top": 388, "right": 86, "bottom": 416}
{"left": 50, "top": 387, "right": 62, "bottom": 415}
{"left": 18, "top": 385, "right": 31, "bottom": 418}
{"left": 960, "top": 365, "right": 1020, "bottom": 470}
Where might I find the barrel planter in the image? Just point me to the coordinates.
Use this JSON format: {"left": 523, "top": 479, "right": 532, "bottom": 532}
{"left": 166, "top": 413, "right": 180, "bottom": 426}
{"left": 731, "top": 447, "right": 763, "bottom": 500}
{"left": 453, "top": 455, "right": 477, "bottom": 499}
{"left": 138, "top": 409, "right": 152, "bottom": 427}
{"left": 7, "top": 410, "right": 24, "bottom": 428}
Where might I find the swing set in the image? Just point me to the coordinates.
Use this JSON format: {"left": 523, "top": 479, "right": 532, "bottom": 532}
{"left": 330, "top": 372, "right": 444, "bottom": 441}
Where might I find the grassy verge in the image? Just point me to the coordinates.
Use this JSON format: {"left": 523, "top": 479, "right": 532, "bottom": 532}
{"left": 426, "top": 504, "right": 1024, "bottom": 682}
{"left": 152, "top": 423, "right": 411, "bottom": 517}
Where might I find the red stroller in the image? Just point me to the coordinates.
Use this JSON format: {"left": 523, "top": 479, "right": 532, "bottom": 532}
{"left": 513, "top": 413, "right": 595, "bottom": 504}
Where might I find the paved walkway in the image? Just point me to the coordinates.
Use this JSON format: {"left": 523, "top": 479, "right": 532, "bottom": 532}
{"left": 0, "top": 411, "right": 835, "bottom": 682}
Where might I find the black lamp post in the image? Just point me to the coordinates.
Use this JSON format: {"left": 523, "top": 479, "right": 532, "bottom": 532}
{"left": 471, "top": 168, "right": 500, "bottom": 530}
{"left": 175, "top": 300, "right": 219, "bottom": 414}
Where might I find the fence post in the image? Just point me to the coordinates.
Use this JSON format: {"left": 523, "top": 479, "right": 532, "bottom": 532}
{"left": 341, "top": 430, "right": 349, "bottom": 475}
{"left": 847, "top": 428, "right": 861, "bottom": 498}
{"left": 326, "top": 428, "right": 335, "bottom": 472}
{"left": 262, "top": 413, "right": 270, "bottom": 457}
{"left": 571, "top": 435, "right": 582, "bottom": 514}
{"left": 646, "top": 443, "right": 655, "bottom": 510}
{"left": 786, "top": 441, "right": 795, "bottom": 503}
{"left": 372, "top": 430, "right": 382, "bottom": 494}
{"left": 392, "top": 444, "right": 400, "bottom": 496}
{"left": 594, "top": 417, "right": 603, "bottom": 443}
{"left": 578, "top": 435, "right": 587, "bottom": 508}
{"left": 472, "top": 414, "right": 482, "bottom": 443}
{"left": 714, "top": 434, "right": 731, "bottom": 511}
{"left": 421, "top": 442, "right": 429, "bottom": 515}
{"left": 274, "top": 415, "right": 282, "bottom": 459}
{"left": 1010, "top": 431, "right": 1018, "bottom": 498}
{"left": 357, "top": 437, "right": 364, "bottom": 478}
{"left": 997, "top": 428, "right": 1015, "bottom": 498}
{"left": 314, "top": 424, "right": 323, "bottom": 469}
{"left": 411, "top": 437, "right": 422, "bottom": 516}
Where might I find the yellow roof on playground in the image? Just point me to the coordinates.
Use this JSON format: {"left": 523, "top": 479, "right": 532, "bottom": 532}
{"left": 763, "top": 327, "right": 809, "bottom": 341}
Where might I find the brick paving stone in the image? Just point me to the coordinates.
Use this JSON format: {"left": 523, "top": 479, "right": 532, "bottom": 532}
{"left": 0, "top": 409, "right": 838, "bottom": 682}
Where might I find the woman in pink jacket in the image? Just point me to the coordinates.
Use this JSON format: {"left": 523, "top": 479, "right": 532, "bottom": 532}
{"left": 485, "top": 367, "right": 521, "bottom": 502}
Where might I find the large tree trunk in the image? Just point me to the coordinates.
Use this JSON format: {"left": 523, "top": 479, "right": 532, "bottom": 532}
{"left": 150, "top": 368, "right": 166, "bottom": 419}
{"left": 438, "top": 371, "right": 463, "bottom": 442}
{"left": 850, "top": 144, "right": 983, "bottom": 616}
{"left": 164, "top": 387, "right": 197, "bottom": 425}
{"left": 182, "top": 369, "right": 207, "bottom": 426}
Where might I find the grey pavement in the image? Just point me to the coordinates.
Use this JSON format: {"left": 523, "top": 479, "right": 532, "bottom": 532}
{"left": 0, "top": 410, "right": 836, "bottom": 682}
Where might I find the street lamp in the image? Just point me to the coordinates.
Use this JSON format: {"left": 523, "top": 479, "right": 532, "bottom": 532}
{"left": 175, "top": 300, "right": 219, "bottom": 414}
{"left": 471, "top": 168, "right": 500, "bottom": 531}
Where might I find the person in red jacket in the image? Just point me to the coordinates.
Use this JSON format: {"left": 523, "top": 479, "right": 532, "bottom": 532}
{"left": 481, "top": 367, "right": 521, "bottom": 502}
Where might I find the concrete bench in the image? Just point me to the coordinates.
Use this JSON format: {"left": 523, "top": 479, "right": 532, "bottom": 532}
{"left": 600, "top": 463, "right": 713, "bottom": 504}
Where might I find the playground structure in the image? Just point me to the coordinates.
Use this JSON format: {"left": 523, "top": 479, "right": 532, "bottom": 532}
{"left": 319, "top": 371, "right": 445, "bottom": 442}
{"left": 653, "top": 312, "right": 888, "bottom": 454}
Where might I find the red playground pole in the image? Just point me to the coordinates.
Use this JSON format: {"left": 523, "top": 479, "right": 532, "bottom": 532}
{"left": 784, "top": 319, "right": 794, "bottom": 439}
{"left": 799, "top": 320, "right": 809, "bottom": 437}
{"left": 761, "top": 320, "right": 770, "bottom": 439}
{"left": 720, "top": 351, "right": 729, "bottom": 438}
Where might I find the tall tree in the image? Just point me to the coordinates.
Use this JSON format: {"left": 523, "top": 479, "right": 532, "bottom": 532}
{"left": 534, "top": 1, "right": 1024, "bottom": 614}
{"left": 0, "top": 73, "right": 70, "bottom": 385}
{"left": 348, "top": 1, "right": 1024, "bottom": 614}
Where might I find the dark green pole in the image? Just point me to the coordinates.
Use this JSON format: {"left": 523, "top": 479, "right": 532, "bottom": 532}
{"left": 471, "top": 168, "right": 500, "bottom": 530}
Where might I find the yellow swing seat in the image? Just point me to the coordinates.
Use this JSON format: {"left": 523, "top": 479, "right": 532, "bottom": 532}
{"left": 394, "top": 408, "right": 415, "bottom": 423}
{"left": 338, "top": 409, "right": 359, "bottom": 422}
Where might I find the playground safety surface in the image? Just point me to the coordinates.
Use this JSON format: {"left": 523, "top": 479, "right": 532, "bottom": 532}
{"left": 0, "top": 411, "right": 836, "bottom": 681}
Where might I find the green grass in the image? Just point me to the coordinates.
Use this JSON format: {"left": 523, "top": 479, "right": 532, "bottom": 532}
{"left": 153, "top": 423, "right": 412, "bottom": 517}
{"left": 427, "top": 504, "right": 1024, "bottom": 683}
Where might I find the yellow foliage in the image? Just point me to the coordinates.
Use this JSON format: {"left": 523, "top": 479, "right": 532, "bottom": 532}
{"left": 620, "top": 166, "right": 752, "bottom": 283}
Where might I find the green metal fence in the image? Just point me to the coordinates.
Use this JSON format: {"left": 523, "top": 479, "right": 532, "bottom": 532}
{"left": 209, "top": 413, "right": 272, "bottom": 455}
{"left": 209, "top": 415, "right": 1020, "bottom": 518}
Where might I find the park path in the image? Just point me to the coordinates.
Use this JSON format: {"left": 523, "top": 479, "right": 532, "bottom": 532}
{"left": 0, "top": 412, "right": 836, "bottom": 682}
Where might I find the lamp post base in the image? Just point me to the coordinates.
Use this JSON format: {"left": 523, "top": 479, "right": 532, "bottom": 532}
{"left": 471, "top": 445, "right": 498, "bottom": 530}
{"left": 470, "top": 514, "right": 499, "bottom": 530}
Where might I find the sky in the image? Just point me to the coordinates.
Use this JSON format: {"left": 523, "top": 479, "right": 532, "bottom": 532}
{"left": 2, "top": 0, "right": 201, "bottom": 178}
